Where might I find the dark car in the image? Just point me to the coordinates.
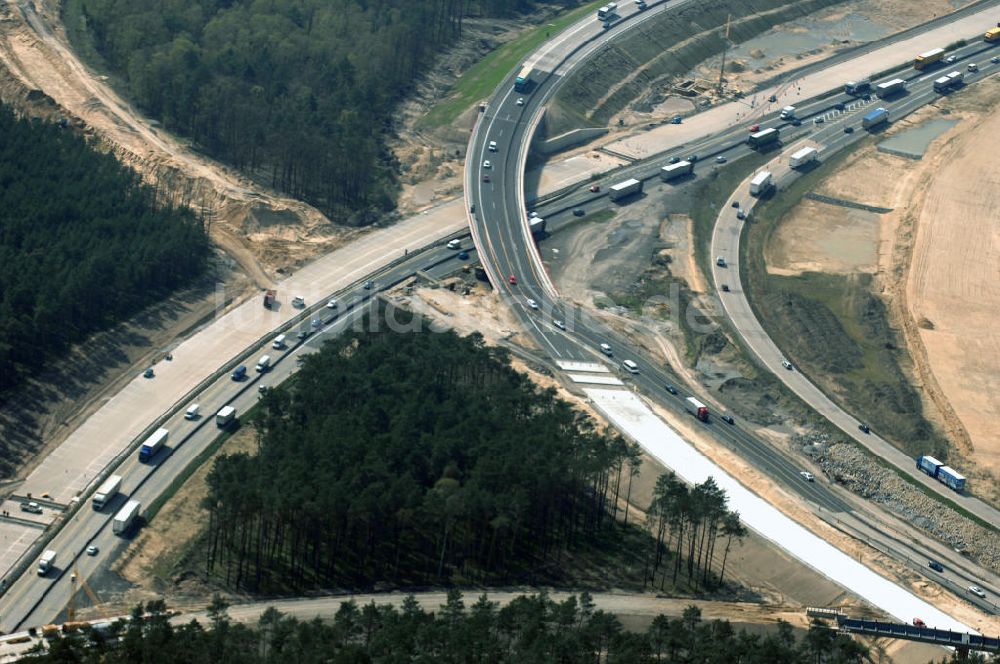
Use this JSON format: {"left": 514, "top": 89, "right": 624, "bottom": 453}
{"left": 721, "top": 284, "right": 730, "bottom": 292}
{"left": 731, "top": 200, "right": 740, "bottom": 208}
{"left": 589, "top": 184, "right": 600, "bottom": 192}
{"left": 792, "top": 119, "right": 802, "bottom": 127}
{"left": 573, "top": 208, "right": 585, "bottom": 217}
{"left": 669, "top": 156, "right": 681, "bottom": 164}
{"left": 686, "top": 154, "right": 698, "bottom": 163}
{"left": 736, "top": 210, "right": 746, "bottom": 220}
{"left": 928, "top": 560, "right": 945, "bottom": 573}
{"left": 844, "top": 126, "right": 854, "bottom": 134}
{"left": 671, "top": 115, "right": 683, "bottom": 124}
{"left": 858, "top": 423, "right": 870, "bottom": 434}
{"left": 768, "top": 94, "right": 777, "bottom": 102}
{"left": 482, "top": 174, "right": 491, "bottom": 182}
{"left": 458, "top": 251, "right": 469, "bottom": 260}
{"left": 363, "top": 280, "right": 373, "bottom": 290}
{"left": 721, "top": 415, "right": 735, "bottom": 425}
{"left": 834, "top": 102, "right": 846, "bottom": 111}
{"left": 814, "top": 116, "right": 825, "bottom": 124}
{"left": 664, "top": 384, "right": 678, "bottom": 395}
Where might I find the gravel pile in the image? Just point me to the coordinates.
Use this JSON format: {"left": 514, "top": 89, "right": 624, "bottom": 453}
{"left": 797, "top": 435, "right": 1000, "bottom": 572}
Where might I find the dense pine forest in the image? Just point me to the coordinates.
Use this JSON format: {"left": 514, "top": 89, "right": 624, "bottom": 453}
{"left": 24, "top": 595, "right": 882, "bottom": 663}
{"left": 0, "top": 106, "right": 208, "bottom": 404}
{"left": 64, "top": 0, "right": 572, "bottom": 222}
{"left": 200, "top": 319, "right": 743, "bottom": 593}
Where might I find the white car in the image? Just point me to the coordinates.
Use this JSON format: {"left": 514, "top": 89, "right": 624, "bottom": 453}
{"left": 781, "top": 359, "right": 793, "bottom": 370}
{"left": 483, "top": 160, "right": 491, "bottom": 169}
{"left": 526, "top": 299, "right": 539, "bottom": 310}
{"left": 86, "top": 545, "right": 99, "bottom": 556}
{"left": 800, "top": 471, "right": 814, "bottom": 482}
{"left": 447, "top": 239, "right": 461, "bottom": 250}
{"left": 945, "top": 55, "right": 957, "bottom": 64}
{"left": 326, "top": 299, "right": 338, "bottom": 309}
{"left": 600, "top": 343, "right": 613, "bottom": 356}
{"left": 488, "top": 141, "right": 497, "bottom": 152}
{"left": 516, "top": 97, "right": 524, "bottom": 106}
{"left": 553, "top": 319, "right": 566, "bottom": 330}
{"left": 969, "top": 585, "right": 987, "bottom": 598}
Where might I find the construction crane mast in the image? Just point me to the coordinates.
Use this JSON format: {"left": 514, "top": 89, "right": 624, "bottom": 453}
{"left": 718, "top": 14, "right": 732, "bottom": 93}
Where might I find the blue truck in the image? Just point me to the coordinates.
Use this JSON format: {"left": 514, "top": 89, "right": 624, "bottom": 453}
{"left": 862, "top": 107, "right": 889, "bottom": 130}
{"left": 916, "top": 455, "right": 966, "bottom": 492}
{"left": 231, "top": 365, "right": 247, "bottom": 381}
{"left": 139, "top": 428, "right": 168, "bottom": 463}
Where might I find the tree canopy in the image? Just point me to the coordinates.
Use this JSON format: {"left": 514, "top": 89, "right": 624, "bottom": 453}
{"left": 23, "top": 594, "right": 878, "bottom": 664}
{"left": 65, "top": 0, "right": 570, "bottom": 222}
{"left": 0, "top": 105, "right": 208, "bottom": 410}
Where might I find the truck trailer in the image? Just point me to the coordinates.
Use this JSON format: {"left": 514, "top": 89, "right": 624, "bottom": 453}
{"left": 914, "top": 47, "right": 945, "bottom": 70}
{"left": 933, "top": 75, "right": 953, "bottom": 92}
{"left": 861, "top": 107, "right": 889, "bottom": 129}
{"left": 779, "top": 105, "right": 796, "bottom": 120}
{"left": 608, "top": 178, "right": 643, "bottom": 201}
{"left": 747, "top": 127, "right": 779, "bottom": 149}
{"left": 684, "top": 397, "right": 710, "bottom": 422}
{"left": 937, "top": 466, "right": 966, "bottom": 492}
{"left": 789, "top": 147, "right": 818, "bottom": 169}
{"left": 514, "top": 65, "right": 533, "bottom": 93}
{"left": 749, "top": 171, "right": 773, "bottom": 196}
{"left": 660, "top": 160, "right": 694, "bottom": 181}
{"left": 529, "top": 217, "right": 546, "bottom": 237}
{"left": 139, "top": 427, "right": 168, "bottom": 463}
{"left": 916, "top": 454, "right": 944, "bottom": 477}
{"left": 92, "top": 474, "right": 123, "bottom": 510}
{"left": 37, "top": 550, "right": 57, "bottom": 576}
{"left": 216, "top": 405, "right": 237, "bottom": 428}
{"left": 987, "top": 27, "right": 1000, "bottom": 42}
{"left": 113, "top": 499, "right": 142, "bottom": 535}
{"left": 875, "top": 78, "right": 906, "bottom": 98}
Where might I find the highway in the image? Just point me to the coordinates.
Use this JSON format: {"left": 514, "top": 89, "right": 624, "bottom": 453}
{"left": 0, "top": 242, "right": 475, "bottom": 633}
{"left": 467, "top": 0, "right": 1000, "bottom": 622}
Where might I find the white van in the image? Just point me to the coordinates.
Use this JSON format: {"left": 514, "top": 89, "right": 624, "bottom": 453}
{"left": 622, "top": 360, "right": 639, "bottom": 374}
{"left": 256, "top": 355, "right": 272, "bottom": 372}
{"left": 447, "top": 239, "right": 461, "bottom": 250}
{"left": 291, "top": 295, "right": 305, "bottom": 308}
{"left": 184, "top": 404, "right": 200, "bottom": 420}
{"left": 272, "top": 334, "right": 287, "bottom": 350}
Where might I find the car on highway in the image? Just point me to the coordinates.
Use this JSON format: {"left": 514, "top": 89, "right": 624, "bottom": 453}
{"left": 526, "top": 299, "right": 539, "bottom": 310}
{"left": 749, "top": 124, "right": 760, "bottom": 132}
{"left": 86, "top": 545, "right": 98, "bottom": 556}
{"left": 600, "top": 343, "right": 613, "bottom": 356}
{"left": 143, "top": 368, "right": 155, "bottom": 379}
{"left": 814, "top": 116, "right": 824, "bottom": 124}
{"left": 516, "top": 97, "right": 524, "bottom": 106}
{"left": 913, "top": 618, "right": 926, "bottom": 628}
{"left": 731, "top": 200, "right": 740, "bottom": 208}
{"left": 470, "top": 203, "right": 475, "bottom": 213}
{"left": 232, "top": 365, "right": 247, "bottom": 381}
{"left": 296, "top": 329, "right": 309, "bottom": 340}
{"left": 858, "top": 423, "right": 870, "bottom": 434}
{"left": 573, "top": 208, "right": 585, "bottom": 217}
{"left": 668, "top": 156, "right": 680, "bottom": 164}
{"left": 488, "top": 141, "right": 497, "bottom": 152}
{"left": 969, "top": 585, "right": 987, "bottom": 598}
{"left": 843, "top": 126, "right": 854, "bottom": 134}
{"left": 553, "top": 319, "right": 566, "bottom": 330}
{"left": 721, "top": 414, "right": 735, "bottom": 425}
{"left": 945, "top": 55, "right": 957, "bottom": 64}
{"left": 715, "top": 155, "right": 726, "bottom": 164}
{"left": 447, "top": 239, "right": 462, "bottom": 250}
{"left": 834, "top": 102, "right": 845, "bottom": 111}
{"left": 671, "top": 115, "right": 682, "bottom": 124}
{"left": 768, "top": 94, "right": 777, "bottom": 102}
{"left": 664, "top": 384, "right": 677, "bottom": 395}
{"left": 992, "top": 56, "right": 1000, "bottom": 64}
{"left": 791, "top": 119, "right": 802, "bottom": 127}
{"left": 736, "top": 210, "right": 746, "bottom": 220}
{"left": 482, "top": 174, "right": 491, "bottom": 182}
{"left": 483, "top": 160, "right": 491, "bottom": 169}
{"left": 686, "top": 154, "right": 698, "bottom": 163}
{"left": 928, "top": 560, "right": 945, "bottom": 572}
{"left": 327, "top": 299, "right": 338, "bottom": 309}
{"left": 258, "top": 384, "right": 270, "bottom": 394}
{"left": 589, "top": 184, "right": 600, "bottom": 192}
{"left": 800, "top": 471, "right": 814, "bottom": 482}
{"left": 721, "top": 284, "right": 730, "bottom": 292}
{"left": 781, "top": 359, "right": 793, "bottom": 370}
{"left": 508, "top": 274, "right": 518, "bottom": 285}
{"left": 968, "top": 62, "right": 978, "bottom": 72}
{"left": 458, "top": 251, "right": 469, "bottom": 260}
{"left": 311, "top": 318, "right": 322, "bottom": 329}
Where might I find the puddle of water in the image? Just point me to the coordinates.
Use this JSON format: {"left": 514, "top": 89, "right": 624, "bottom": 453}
{"left": 709, "top": 11, "right": 892, "bottom": 69}
{"left": 877, "top": 118, "right": 958, "bottom": 158}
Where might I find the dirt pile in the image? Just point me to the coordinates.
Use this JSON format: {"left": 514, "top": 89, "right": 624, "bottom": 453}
{"left": 802, "top": 435, "right": 1000, "bottom": 572}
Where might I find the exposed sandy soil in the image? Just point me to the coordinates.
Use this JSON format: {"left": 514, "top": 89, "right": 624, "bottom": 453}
{"left": 767, "top": 79, "right": 1000, "bottom": 506}
{"left": 904, "top": 79, "right": 1000, "bottom": 496}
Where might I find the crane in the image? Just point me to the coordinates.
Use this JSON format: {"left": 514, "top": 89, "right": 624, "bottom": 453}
{"left": 717, "top": 14, "right": 732, "bottom": 94}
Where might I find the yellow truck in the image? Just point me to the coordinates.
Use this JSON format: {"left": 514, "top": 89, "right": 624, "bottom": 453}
{"left": 985, "top": 27, "right": 1000, "bottom": 42}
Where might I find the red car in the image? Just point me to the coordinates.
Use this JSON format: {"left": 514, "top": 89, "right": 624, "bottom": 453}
{"left": 589, "top": 184, "right": 600, "bottom": 192}
{"left": 749, "top": 123, "right": 760, "bottom": 133}
{"left": 912, "top": 618, "right": 926, "bottom": 628}
{"left": 508, "top": 274, "right": 517, "bottom": 285}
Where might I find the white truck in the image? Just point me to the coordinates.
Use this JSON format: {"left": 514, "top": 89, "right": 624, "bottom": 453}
{"left": 789, "top": 147, "right": 818, "bottom": 169}
{"left": 779, "top": 105, "right": 796, "bottom": 120}
{"left": 660, "top": 160, "right": 694, "bottom": 181}
{"left": 113, "top": 499, "right": 142, "bottom": 535}
{"left": 216, "top": 405, "right": 237, "bottom": 428}
{"left": 92, "top": 474, "right": 123, "bottom": 510}
{"left": 608, "top": 178, "right": 643, "bottom": 201}
{"left": 749, "top": 171, "right": 773, "bottom": 196}
{"left": 255, "top": 354, "right": 271, "bottom": 372}
{"left": 37, "top": 549, "right": 57, "bottom": 576}
{"left": 875, "top": 78, "right": 906, "bottom": 98}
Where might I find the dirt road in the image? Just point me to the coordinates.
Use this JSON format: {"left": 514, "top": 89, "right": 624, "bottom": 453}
{"left": 0, "top": 0, "right": 339, "bottom": 282}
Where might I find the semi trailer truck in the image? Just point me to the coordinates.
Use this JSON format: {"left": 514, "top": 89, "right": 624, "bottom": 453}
{"left": 684, "top": 397, "right": 710, "bottom": 422}
{"left": 113, "top": 499, "right": 142, "bottom": 535}
{"left": 608, "top": 178, "right": 643, "bottom": 201}
{"left": 139, "top": 428, "right": 168, "bottom": 463}
{"left": 92, "top": 474, "right": 123, "bottom": 510}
